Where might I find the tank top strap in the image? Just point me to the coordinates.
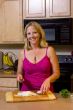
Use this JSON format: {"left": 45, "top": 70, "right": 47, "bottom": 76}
{"left": 24, "top": 49, "right": 26, "bottom": 58}
{"left": 46, "top": 47, "right": 48, "bottom": 56}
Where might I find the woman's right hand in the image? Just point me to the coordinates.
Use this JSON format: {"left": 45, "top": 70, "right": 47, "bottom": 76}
{"left": 17, "top": 74, "right": 24, "bottom": 82}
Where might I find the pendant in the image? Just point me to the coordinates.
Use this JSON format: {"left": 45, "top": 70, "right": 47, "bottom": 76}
{"left": 34, "top": 56, "right": 36, "bottom": 63}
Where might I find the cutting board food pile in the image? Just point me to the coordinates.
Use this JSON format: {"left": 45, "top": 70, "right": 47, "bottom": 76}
{"left": 5, "top": 90, "right": 56, "bottom": 102}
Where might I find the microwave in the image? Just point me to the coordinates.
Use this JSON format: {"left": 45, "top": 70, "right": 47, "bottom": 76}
{"left": 24, "top": 18, "right": 73, "bottom": 45}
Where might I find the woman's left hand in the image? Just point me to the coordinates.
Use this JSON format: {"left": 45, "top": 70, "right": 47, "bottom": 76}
{"left": 40, "top": 78, "right": 50, "bottom": 93}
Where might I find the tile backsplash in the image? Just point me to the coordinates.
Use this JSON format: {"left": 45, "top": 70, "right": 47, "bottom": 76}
{"left": 0, "top": 49, "right": 20, "bottom": 58}
{"left": 0, "top": 44, "right": 73, "bottom": 57}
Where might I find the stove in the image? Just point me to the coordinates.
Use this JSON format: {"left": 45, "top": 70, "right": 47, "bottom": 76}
{"left": 58, "top": 55, "right": 73, "bottom": 63}
{"left": 54, "top": 55, "right": 73, "bottom": 92}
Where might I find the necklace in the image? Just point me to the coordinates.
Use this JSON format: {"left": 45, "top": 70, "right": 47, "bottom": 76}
{"left": 34, "top": 56, "right": 36, "bottom": 63}
{"left": 33, "top": 48, "right": 39, "bottom": 63}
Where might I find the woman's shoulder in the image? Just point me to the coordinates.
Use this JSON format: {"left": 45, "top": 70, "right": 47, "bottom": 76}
{"left": 19, "top": 49, "right": 24, "bottom": 55}
{"left": 47, "top": 46, "right": 55, "bottom": 52}
{"left": 18, "top": 49, "right": 25, "bottom": 59}
{"left": 47, "top": 46, "right": 56, "bottom": 57}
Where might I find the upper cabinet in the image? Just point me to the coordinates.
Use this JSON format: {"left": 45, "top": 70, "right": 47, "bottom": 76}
{"left": 0, "top": 0, "right": 5, "bottom": 42}
{"left": 23, "top": 0, "right": 45, "bottom": 18}
{"left": 23, "top": 0, "right": 71, "bottom": 18}
{"left": 0, "top": 0, "right": 24, "bottom": 44}
{"left": 49, "top": 0, "right": 70, "bottom": 17}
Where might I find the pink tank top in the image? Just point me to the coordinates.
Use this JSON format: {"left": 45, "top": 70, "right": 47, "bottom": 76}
{"left": 21, "top": 48, "right": 53, "bottom": 91}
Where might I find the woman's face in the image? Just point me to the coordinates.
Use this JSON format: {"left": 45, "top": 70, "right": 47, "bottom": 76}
{"left": 26, "top": 25, "right": 40, "bottom": 46}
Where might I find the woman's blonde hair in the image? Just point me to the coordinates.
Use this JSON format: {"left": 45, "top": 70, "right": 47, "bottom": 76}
{"left": 24, "top": 21, "right": 48, "bottom": 50}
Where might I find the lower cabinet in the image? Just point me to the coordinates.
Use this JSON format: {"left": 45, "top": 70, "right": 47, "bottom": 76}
{"left": 0, "top": 73, "right": 18, "bottom": 91}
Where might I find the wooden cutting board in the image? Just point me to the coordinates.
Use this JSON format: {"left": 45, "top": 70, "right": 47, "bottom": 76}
{"left": 5, "top": 91, "right": 56, "bottom": 102}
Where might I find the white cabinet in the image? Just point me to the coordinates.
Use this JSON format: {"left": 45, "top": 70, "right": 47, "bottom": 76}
{"left": 23, "top": 0, "right": 45, "bottom": 18}
{"left": 23, "top": 0, "right": 71, "bottom": 18}
{"left": 0, "top": 0, "right": 24, "bottom": 44}
{"left": 49, "top": 0, "right": 70, "bottom": 17}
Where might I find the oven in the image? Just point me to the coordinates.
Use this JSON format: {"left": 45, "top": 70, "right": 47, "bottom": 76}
{"left": 53, "top": 55, "right": 73, "bottom": 92}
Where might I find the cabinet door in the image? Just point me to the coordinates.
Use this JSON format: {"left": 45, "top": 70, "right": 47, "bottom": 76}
{"left": 23, "top": 0, "right": 45, "bottom": 18}
{"left": 2, "top": 0, "right": 23, "bottom": 43}
{"left": 0, "top": 77, "right": 18, "bottom": 91}
{"left": 49, "top": 0, "right": 70, "bottom": 17}
{"left": 0, "top": 1, "right": 5, "bottom": 42}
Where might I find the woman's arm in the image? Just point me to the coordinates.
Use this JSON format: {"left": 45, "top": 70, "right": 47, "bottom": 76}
{"left": 17, "top": 49, "right": 24, "bottom": 82}
{"left": 47, "top": 46, "right": 60, "bottom": 82}
{"left": 40, "top": 46, "right": 60, "bottom": 93}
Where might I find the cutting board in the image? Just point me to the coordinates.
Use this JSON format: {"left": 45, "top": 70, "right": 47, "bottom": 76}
{"left": 5, "top": 91, "right": 56, "bottom": 102}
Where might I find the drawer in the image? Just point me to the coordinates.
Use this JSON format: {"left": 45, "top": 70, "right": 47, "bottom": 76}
{"left": 0, "top": 77, "right": 17, "bottom": 88}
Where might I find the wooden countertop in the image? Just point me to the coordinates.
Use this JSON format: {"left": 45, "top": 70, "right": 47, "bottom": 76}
{"left": 0, "top": 92, "right": 73, "bottom": 110}
{"left": 0, "top": 70, "right": 16, "bottom": 78}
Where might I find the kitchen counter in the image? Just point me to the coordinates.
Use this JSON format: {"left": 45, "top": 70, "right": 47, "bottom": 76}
{"left": 0, "top": 92, "right": 73, "bottom": 110}
{"left": 0, "top": 70, "right": 16, "bottom": 77}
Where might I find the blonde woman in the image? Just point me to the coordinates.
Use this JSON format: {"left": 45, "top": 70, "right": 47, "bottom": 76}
{"left": 17, "top": 22, "right": 60, "bottom": 93}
